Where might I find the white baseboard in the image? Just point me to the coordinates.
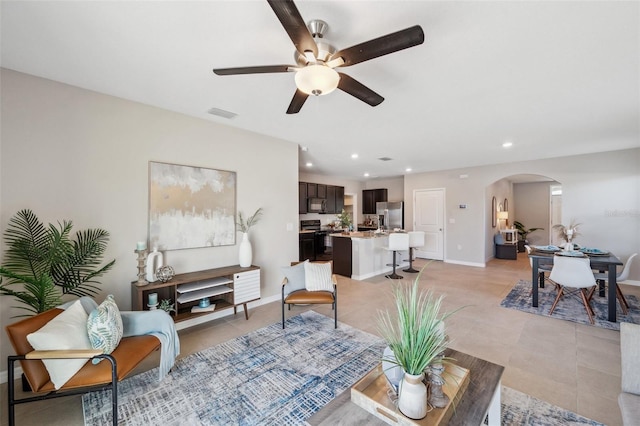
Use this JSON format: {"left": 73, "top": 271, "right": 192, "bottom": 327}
{"left": 0, "top": 293, "right": 283, "bottom": 384}
{"left": 620, "top": 279, "right": 640, "bottom": 287}
{"left": 444, "top": 259, "right": 486, "bottom": 268}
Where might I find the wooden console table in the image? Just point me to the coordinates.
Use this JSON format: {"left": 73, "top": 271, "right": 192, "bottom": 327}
{"left": 308, "top": 349, "right": 504, "bottom": 426}
{"left": 131, "top": 265, "right": 260, "bottom": 324}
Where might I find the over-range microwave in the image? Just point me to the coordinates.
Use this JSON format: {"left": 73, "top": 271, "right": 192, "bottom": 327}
{"left": 307, "top": 198, "right": 326, "bottom": 213}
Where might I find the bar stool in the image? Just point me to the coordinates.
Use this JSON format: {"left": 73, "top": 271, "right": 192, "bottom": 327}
{"left": 385, "top": 233, "right": 410, "bottom": 280}
{"left": 404, "top": 231, "right": 425, "bottom": 273}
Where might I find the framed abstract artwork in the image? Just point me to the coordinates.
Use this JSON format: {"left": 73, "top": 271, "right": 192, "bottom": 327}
{"left": 148, "top": 161, "right": 236, "bottom": 250}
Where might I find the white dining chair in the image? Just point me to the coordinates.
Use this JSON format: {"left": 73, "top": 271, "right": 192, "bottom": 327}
{"left": 549, "top": 255, "right": 597, "bottom": 324}
{"left": 593, "top": 253, "right": 637, "bottom": 315}
{"left": 403, "top": 231, "right": 425, "bottom": 273}
{"left": 385, "top": 233, "right": 409, "bottom": 280}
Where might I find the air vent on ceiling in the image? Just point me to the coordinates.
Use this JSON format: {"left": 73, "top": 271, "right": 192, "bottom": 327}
{"left": 207, "top": 107, "right": 237, "bottom": 119}
{"left": 378, "top": 157, "right": 393, "bottom": 161}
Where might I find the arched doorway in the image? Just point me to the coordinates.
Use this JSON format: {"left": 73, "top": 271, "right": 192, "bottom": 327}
{"left": 487, "top": 173, "right": 561, "bottom": 257}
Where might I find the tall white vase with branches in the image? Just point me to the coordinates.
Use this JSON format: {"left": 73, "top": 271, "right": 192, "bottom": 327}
{"left": 236, "top": 208, "right": 262, "bottom": 268}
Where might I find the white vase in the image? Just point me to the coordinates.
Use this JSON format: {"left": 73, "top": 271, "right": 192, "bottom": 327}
{"left": 564, "top": 241, "right": 574, "bottom": 251}
{"left": 239, "top": 232, "right": 252, "bottom": 267}
{"left": 398, "top": 372, "right": 428, "bottom": 420}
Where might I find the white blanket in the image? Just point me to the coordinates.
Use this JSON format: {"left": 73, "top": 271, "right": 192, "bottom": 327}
{"left": 62, "top": 297, "right": 180, "bottom": 381}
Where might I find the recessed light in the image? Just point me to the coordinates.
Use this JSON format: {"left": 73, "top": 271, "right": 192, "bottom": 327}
{"left": 306, "top": 162, "right": 313, "bottom": 167}
{"left": 502, "top": 141, "right": 513, "bottom": 148}
{"left": 405, "top": 167, "right": 412, "bottom": 172}
{"left": 364, "top": 172, "right": 370, "bottom": 177}
{"left": 351, "top": 153, "right": 359, "bottom": 159}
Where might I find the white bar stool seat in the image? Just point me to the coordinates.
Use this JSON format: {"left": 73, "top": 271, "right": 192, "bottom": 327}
{"left": 385, "top": 233, "right": 410, "bottom": 280}
{"left": 404, "top": 231, "right": 425, "bottom": 273}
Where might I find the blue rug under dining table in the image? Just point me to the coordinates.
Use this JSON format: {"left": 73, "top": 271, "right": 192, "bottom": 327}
{"left": 500, "top": 279, "right": 640, "bottom": 330}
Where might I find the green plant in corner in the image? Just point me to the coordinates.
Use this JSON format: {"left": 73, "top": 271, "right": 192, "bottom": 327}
{"left": 0, "top": 209, "right": 116, "bottom": 316}
{"left": 236, "top": 207, "right": 263, "bottom": 233}
{"left": 336, "top": 209, "right": 352, "bottom": 230}
{"left": 513, "top": 221, "right": 544, "bottom": 242}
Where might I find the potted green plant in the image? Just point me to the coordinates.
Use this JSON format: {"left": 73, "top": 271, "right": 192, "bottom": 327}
{"left": 377, "top": 272, "right": 456, "bottom": 419}
{"left": 513, "top": 221, "right": 544, "bottom": 252}
{"left": 336, "top": 209, "right": 352, "bottom": 231}
{"left": 236, "top": 207, "right": 263, "bottom": 267}
{"left": 0, "top": 209, "right": 115, "bottom": 316}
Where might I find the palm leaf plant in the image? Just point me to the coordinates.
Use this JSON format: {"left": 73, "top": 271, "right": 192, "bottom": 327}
{"left": 0, "top": 209, "right": 115, "bottom": 316}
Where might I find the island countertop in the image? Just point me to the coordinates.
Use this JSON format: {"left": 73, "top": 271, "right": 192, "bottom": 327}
{"left": 331, "top": 233, "right": 408, "bottom": 280}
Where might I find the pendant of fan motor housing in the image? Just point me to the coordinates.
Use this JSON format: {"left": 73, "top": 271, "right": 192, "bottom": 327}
{"left": 294, "top": 20, "right": 336, "bottom": 66}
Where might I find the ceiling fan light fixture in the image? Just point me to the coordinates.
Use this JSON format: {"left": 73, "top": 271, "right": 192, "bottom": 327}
{"left": 295, "top": 64, "right": 339, "bottom": 96}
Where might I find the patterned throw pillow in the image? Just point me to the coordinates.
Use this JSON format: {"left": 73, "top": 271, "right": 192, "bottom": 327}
{"left": 87, "top": 295, "right": 123, "bottom": 364}
{"left": 304, "top": 262, "right": 334, "bottom": 292}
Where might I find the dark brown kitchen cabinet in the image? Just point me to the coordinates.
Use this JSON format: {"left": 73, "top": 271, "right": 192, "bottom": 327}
{"left": 362, "top": 189, "right": 387, "bottom": 214}
{"left": 317, "top": 184, "right": 327, "bottom": 199}
{"left": 307, "top": 183, "right": 317, "bottom": 198}
{"left": 299, "top": 182, "right": 308, "bottom": 214}
{"left": 299, "top": 232, "right": 315, "bottom": 261}
{"left": 335, "top": 186, "right": 345, "bottom": 213}
{"left": 325, "top": 186, "right": 336, "bottom": 214}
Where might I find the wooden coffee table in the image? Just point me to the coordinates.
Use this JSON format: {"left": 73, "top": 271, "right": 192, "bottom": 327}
{"left": 307, "top": 349, "right": 504, "bottom": 426}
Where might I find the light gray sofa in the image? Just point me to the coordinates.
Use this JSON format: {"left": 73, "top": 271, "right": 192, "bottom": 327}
{"left": 619, "top": 322, "right": 640, "bottom": 425}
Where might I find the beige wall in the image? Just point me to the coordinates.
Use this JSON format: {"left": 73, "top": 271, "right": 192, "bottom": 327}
{"left": 514, "top": 181, "right": 557, "bottom": 246}
{"left": 405, "top": 148, "right": 640, "bottom": 270}
{"left": 0, "top": 69, "right": 299, "bottom": 366}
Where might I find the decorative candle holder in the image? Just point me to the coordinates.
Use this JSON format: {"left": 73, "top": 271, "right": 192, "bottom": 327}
{"left": 135, "top": 249, "right": 148, "bottom": 286}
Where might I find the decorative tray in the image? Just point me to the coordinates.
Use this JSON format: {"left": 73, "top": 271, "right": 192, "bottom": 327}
{"left": 556, "top": 251, "right": 585, "bottom": 257}
{"left": 532, "top": 245, "right": 560, "bottom": 253}
{"left": 579, "top": 247, "right": 610, "bottom": 256}
{"left": 351, "top": 363, "right": 470, "bottom": 426}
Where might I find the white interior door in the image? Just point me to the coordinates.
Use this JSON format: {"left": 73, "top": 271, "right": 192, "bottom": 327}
{"left": 413, "top": 189, "right": 445, "bottom": 260}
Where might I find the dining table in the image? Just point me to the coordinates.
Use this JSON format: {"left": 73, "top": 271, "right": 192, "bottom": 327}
{"left": 529, "top": 249, "right": 624, "bottom": 322}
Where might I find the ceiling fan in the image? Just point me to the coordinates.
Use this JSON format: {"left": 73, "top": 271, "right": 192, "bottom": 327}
{"left": 213, "top": 0, "right": 425, "bottom": 114}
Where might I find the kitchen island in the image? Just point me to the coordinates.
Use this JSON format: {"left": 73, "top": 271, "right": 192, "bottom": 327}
{"left": 332, "top": 232, "right": 409, "bottom": 280}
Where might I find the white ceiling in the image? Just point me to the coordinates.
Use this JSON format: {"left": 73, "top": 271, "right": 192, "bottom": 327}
{"left": 2, "top": 1, "right": 638, "bottom": 180}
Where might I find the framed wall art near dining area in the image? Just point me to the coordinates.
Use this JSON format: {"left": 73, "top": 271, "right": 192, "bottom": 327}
{"left": 492, "top": 196, "right": 497, "bottom": 228}
{"left": 148, "top": 161, "right": 236, "bottom": 250}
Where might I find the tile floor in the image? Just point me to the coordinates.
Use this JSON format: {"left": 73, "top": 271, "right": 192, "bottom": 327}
{"left": 2, "top": 252, "right": 635, "bottom": 425}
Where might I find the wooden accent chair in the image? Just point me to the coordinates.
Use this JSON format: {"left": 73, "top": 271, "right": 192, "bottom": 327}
{"left": 6, "top": 308, "right": 161, "bottom": 426}
{"left": 281, "top": 261, "right": 338, "bottom": 329}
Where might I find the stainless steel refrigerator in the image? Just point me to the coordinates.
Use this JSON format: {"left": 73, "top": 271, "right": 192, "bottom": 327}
{"left": 376, "top": 201, "right": 404, "bottom": 230}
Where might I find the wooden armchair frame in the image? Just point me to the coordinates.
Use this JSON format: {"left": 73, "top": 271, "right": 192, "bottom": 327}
{"left": 5, "top": 308, "right": 161, "bottom": 426}
{"left": 281, "top": 274, "right": 338, "bottom": 329}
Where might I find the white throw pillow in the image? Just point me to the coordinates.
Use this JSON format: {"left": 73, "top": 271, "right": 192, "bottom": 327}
{"left": 87, "top": 295, "right": 123, "bottom": 364}
{"left": 304, "top": 262, "right": 334, "bottom": 292}
{"left": 282, "top": 260, "right": 308, "bottom": 296}
{"left": 26, "top": 299, "right": 92, "bottom": 389}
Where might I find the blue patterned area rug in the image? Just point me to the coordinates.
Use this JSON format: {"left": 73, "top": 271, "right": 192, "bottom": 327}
{"left": 82, "top": 311, "right": 385, "bottom": 425}
{"left": 501, "top": 387, "right": 604, "bottom": 425}
{"left": 83, "top": 310, "right": 604, "bottom": 425}
{"left": 500, "top": 280, "right": 640, "bottom": 330}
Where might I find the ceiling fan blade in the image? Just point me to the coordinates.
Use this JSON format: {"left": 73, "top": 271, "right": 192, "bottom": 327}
{"left": 337, "top": 73, "right": 384, "bottom": 107}
{"left": 267, "top": 0, "right": 318, "bottom": 58}
{"left": 330, "top": 25, "right": 424, "bottom": 67}
{"left": 286, "top": 89, "right": 309, "bottom": 114}
{"left": 213, "top": 65, "right": 293, "bottom": 75}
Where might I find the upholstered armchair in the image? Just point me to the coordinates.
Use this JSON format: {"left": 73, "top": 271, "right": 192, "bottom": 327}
{"left": 281, "top": 260, "right": 337, "bottom": 329}
{"left": 4, "top": 297, "right": 174, "bottom": 426}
